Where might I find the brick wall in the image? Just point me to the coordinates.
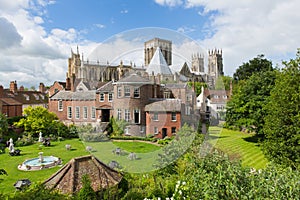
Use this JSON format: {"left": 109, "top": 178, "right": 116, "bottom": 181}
{"left": 146, "top": 111, "right": 181, "bottom": 139}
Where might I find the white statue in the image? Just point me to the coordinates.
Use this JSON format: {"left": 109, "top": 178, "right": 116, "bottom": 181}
{"left": 9, "top": 142, "right": 15, "bottom": 153}
{"left": 38, "top": 132, "right": 43, "bottom": 142}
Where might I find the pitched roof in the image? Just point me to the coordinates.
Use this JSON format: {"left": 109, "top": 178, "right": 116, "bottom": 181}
{"left": 145, "top": 99, "right": 182, "bottom": 112}
{"left": 2, "top": 90, "right": 48, "bottom": 105}
{"left": 0, "top": 98, "right": 22, "bottom": 105}
{"left": 146, "top": 47, "right": 172, "bottom": 75}
{"left": 114, "top": 73, "right": 151, "bottom": 85}
{"left": 50, "top": 90, "right": 96, "bottom": 100}
{"left": 43, "top": 155, "right": 122, "bottom": 194}
{"left": 97, "top": 81, "right": 113, "bottom": 92}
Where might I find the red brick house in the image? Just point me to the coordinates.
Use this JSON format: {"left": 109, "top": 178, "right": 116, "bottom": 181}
{"left": 49, "top": 73, "right": 200, "bottom": 138}
{"left": 0, "top": 81, "right": 48, "bottom": 117}
{"left": 145, "top": 99, "right": 182, "bottom": 138}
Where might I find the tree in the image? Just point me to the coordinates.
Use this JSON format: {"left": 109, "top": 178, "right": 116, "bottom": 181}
{"left": 215, "top": 75, "right": 233, "bottom": 90}
{"left": 0, "top": 113, "right": 8, "bottom": 139}
{"left": 233, "top": 54, "right": 273, "bottom": 82}
{"left": 187, "top": 82, "right": 208, "bottom": 96}
{"left": 14, "top": 106, "right": 59, "bottom": 137}
{"left": 263, "top": 50, "right": 300, "bottom": 169}
{"left": 225, "top": 70, "right": 277, "bottom": 135}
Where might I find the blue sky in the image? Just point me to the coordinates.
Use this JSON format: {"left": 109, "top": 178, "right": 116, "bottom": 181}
{"left": 0, "top": 0, "right": 299, "bottom": 88}
{"left": 44, "top": 0, "right": 210, "bottom": 41}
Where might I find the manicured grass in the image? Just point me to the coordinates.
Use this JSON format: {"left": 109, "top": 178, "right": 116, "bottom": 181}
{"left": 208, "top": 126, "right": 269, "bottom": 169}
{"left": 0, "top": 139, "right": 88, "bottom": 195}
{"left": 0, "top": 139, "right": 163, "bottom": 195}
{"left": 112, "top": 141, "right": 161, "bottom": 153}
{"left": 83, "top": 140, "right": 162, "bottom": 173}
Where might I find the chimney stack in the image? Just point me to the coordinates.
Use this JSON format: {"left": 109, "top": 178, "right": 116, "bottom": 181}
{"left": 19, "top": 85, "right": 24, "bottom": 92}
{"left": 0, "top": 85, "right": 3, "bottom": 98}
{"left": 39, "top": 83, "right": 45, "bottom": 93}
{"left": 10, "top": 81, "right": 17, "bottom": 93}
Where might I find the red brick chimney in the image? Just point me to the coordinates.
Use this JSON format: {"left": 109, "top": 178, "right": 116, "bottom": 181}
{"left": 0, "top": 85, "right": 3, "bottom": 98}
{"left": 10, "top": 81, "right": 17, "bottom": 93}
{"left": 39, "top": 83, "right": 45, "bottom": 93}
{"left": 19, "top": 85, "right": 24, "bottom": 92}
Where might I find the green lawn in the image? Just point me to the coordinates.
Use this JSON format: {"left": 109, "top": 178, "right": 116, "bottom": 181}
{"left": 0, "top": 139, "right": 88, "bottom": 195}
{"left": 0, "top": 139, "right": 163, "bottom": 195}
{"left": 112, "top": 141, "right": 161, "bottom": 153}
{"left": 83, "top": 140, "right": 163, "bottom": 173}
{"left": 208, "top": 126, "right": 269, "bottom": 169}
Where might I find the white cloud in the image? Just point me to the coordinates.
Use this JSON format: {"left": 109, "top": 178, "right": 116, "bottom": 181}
{"left": 177, "top": 26, "right": 196, "bottom": 34}
{"left": 155, "top": 0, "right": 300, "bottom": 75}
{"left": 95, "top": 24, "right": 106, "bottom": 29}
{"left": 154, "top": 0, "right": 183, "bottom": 7}
{"left": 120, "top": 9, "right": 128, "bottom": 14}
{"left": 0, "top": 0, "right": 94, "bottom": 88}
{"left": 0, "top": 17, "right": 23, "bottom": 48}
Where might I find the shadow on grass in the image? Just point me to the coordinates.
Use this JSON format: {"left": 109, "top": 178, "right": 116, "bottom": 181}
{"left": 207, "top": 135, "right": 229, "bottom": 140}
{"left": 69, "top": 148, "right": 77, "bottom": 151}
{"left": 243, "top": 135, "right": 261, "bottom": 144}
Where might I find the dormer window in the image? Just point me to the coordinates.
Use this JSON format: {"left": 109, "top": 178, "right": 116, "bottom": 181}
{"left": 23, "top": 94, "right": 29, "bottom": 101}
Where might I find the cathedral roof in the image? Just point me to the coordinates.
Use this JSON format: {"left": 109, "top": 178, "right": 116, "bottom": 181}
{"left": 146, "top": 47, "right": 172, "bottom": 76}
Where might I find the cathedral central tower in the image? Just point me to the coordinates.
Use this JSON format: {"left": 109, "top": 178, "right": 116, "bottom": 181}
{"left": 144, "top": 38, "right": 172, "bottom": 66}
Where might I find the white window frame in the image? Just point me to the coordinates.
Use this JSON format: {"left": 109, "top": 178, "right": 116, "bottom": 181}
{"left": 124, "top": 86, "right": 130, "bottom": 97}
{"left": 154, "top": 127, "right": 158, "bottom": 134}
{"left": 171, "top": 112, "right": 177, "bottom": 121}
{"left": 83, "top": 106, "right": 88, "bottom": 119}
{"left": 134, "top": 109, "right": 140, "bottom": 124}
{"left": 153, "top": 112, "right": 158, "bottom": 121}
{"left": 117, "top": 109, "right": 122, "bottom": 120}
{"left": 91, "top": 107, "right": 96, "bottom": 119}
{"left": 100, "top": 93, "right": 105, "bottom": 102}
{"left": 58, "top": 100, "right": 63, "bottom": 111}
{"left": 124, "top": 109, "right": 130, "bottom": 122}
{"left": 108, "top": 93, "right": 113, "bottom": 102}
{"left": 134, "top": 87, "right": 140, "bottom": 98}
{"left": 117, "top": 86, "right": 122, "bottom": 98}
{"left": 67, "top": 106, "right": 72, "bottom": 119}
{"left": 75, "top": 106, "right": 80, "bottom": 119}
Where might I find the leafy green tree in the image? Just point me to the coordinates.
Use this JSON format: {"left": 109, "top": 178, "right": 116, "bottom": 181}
{"left": 263, "top": 50, "right": 300, "bottom": 169}
{"left": 9, "top": 184, "right": 67, "bottom": 200}
{"left": 188, "top": 82, "right": 207, "bottom": 96}
{"left": 233, "top": 54, "right": 273, "bottom": 82}
{"left": 215, "top": 75, "right": 233, "bottom": 90}
{"left": 226, "top": 70, "right": 277, "bottom": 135}
{"left": 110, "top": 118, "right": 128, "bottom": 136}
{"left": 14, "top": 106, "right": 59, "bottom": 137}
{"left": 0, "top": 113, "right": 8, "bottom": 138}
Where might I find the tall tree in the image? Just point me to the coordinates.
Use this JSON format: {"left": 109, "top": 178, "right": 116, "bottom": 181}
{"left": 233, "top": 54, "right": 273, "bottom": 82}
{"left": 226, "top": 70, "right": 277, "bottom": 135}
{"left": 263, "top": 50, "right": 300, "bottom": 169}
